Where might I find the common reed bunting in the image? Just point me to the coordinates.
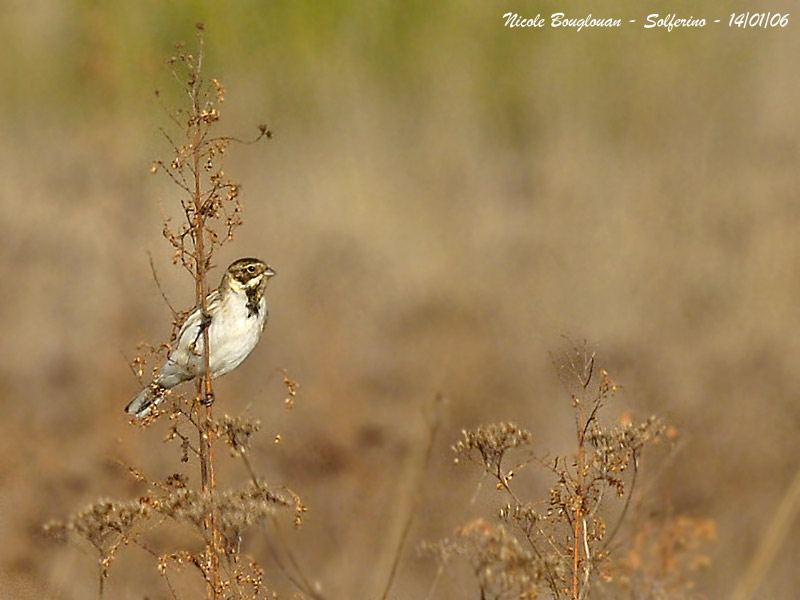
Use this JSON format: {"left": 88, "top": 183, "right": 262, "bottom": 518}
{"left": 126, "top": 257, "right": 275, "bottom": 418}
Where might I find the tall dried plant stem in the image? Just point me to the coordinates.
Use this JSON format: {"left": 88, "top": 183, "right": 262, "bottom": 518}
{"left": 572, "top": 405, "right": 584, "bottom": 600}
{"left": 572, "top": 354, "right": 595, "bottom": 600}
{"left": 732, "top": 465, "right": 800, "bottom": 600}
{"left": 188, "top": 41, "right": 221, "bottom": 600}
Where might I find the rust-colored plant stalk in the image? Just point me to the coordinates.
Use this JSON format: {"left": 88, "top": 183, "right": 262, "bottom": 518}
{"left": 154, "top": 24, "right": 270, "bottom": 599}
{"left": 46, "top": 24, "right": 288, "bottom": 600}
{"left": 184, "top": 27, "right": 221, "bottom": 596}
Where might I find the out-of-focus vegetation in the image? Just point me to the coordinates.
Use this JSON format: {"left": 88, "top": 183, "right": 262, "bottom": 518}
{"left": 1, "top": 1, "right": 799, "bottom": 598}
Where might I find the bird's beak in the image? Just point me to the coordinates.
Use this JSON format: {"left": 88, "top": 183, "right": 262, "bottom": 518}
{"left": 265, "top": 266, "right": 277, "bottom": 278}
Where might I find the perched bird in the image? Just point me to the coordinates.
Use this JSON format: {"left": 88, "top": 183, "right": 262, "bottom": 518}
{"left": 126, "top": 257, "right": 276, "bottom": 418}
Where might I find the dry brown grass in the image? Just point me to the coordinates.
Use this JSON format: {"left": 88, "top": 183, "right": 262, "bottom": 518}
{"left": 1, "top": 4, "right": 800, "bottom": 599}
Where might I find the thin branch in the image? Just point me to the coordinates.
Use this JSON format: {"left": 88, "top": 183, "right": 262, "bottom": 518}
{"left": 581, "top": 354, "right": 595, "bottom": 389}
{"left": 206, "top": 128, "right": 271, "bottom": 146}
{"left": 155, "top": 90, "right": 185, "bottom": 129}
{"left": 495, "top": 464, "right": 568, "bottom": 566}
{"left": 423, "top": 563, "right": 445, "bottom": 600}
{"left": 168, "top": 424, "right": 201, "bottom": 458}
{"left": 572, "top": 403, "right": 586, "bottom": 600}
{"left": 273, "top": 515, "right": 325, "bottom": 600}
{"left": 732, "top": 462, "right": 800, "bottom": 600}
{"left": 263, "top": 529, "right": 325, "bottom": 600}
{"left": 161, "top": 569, "right": 181, "bottom": 600}
{"left": 581, "top": 397, "right": 603, "bottom": 440}
{"left": 377, "top": 394, "right": 445, "bottom": 600}
{"left": 577, "top": 518, "right": 592, "bottom": 600}
{"left": 159, "top": 126, "right": 183, "bottom": 155}
{"left": 585, "top": 484, "right": 605, "bottom": 523}
{"left": 238, "top": 453, "right": 325, "bottom": 600}
{"left": 148, "top": 252, "right": 178, "bottom": 317}
{"left": 600, "top": 452, "right": 638, "bottom": 553}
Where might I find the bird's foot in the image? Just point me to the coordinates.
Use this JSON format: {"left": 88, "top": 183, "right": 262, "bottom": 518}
{"left": 201, "top": 390, "right": 215, "bottom": 407}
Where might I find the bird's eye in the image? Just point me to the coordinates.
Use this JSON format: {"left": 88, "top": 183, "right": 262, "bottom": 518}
{"left": 247, "top": 265, "right": 256, "bottom": 273}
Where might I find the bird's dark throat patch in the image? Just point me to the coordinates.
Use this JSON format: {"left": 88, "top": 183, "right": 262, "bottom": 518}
{"left": 246, "top": 287, "right": 261, "bottom": 317}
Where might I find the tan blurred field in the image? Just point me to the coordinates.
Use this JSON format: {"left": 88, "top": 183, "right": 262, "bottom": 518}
{"left": 1, "top": 2, "right": 799, "bottom": 598}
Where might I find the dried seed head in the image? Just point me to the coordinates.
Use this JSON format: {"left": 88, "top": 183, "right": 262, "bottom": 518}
{"left": 453, "top": 422, "right": 532, "bottom": 473}
{"left": 219, "top": 415, "right": 261, "bottom": 456}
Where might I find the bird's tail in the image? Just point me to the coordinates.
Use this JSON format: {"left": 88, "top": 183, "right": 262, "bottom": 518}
{"left": 125, "top": 384, "right": 165, "bottom": 419}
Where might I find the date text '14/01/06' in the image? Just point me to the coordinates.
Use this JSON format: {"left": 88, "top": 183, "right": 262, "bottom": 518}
{"left": 502, "top": 12, "right": 790, "bottom": 31}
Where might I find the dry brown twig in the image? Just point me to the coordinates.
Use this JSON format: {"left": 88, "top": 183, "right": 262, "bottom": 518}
{"left": 45, "top": 24, "right": 304, "bottom": 600}
{"left": 377, "top": 394, "right": 447, "bottom": 600}
{"left": 424, "top": 340, "right": 705, "bottom": 600}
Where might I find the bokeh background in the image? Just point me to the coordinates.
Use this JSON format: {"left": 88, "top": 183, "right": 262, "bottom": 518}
{"left": 1, "top": 1, "right": 799, "bottom": 598}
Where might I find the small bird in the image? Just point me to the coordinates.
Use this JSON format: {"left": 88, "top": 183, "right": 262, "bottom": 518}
{"left": 126, "top": 257, "right": 276, "bottom": 418}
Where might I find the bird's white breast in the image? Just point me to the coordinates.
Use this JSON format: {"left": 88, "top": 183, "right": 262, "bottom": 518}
{"left": 206, "top": 293, "right": 267, "bottom": 378}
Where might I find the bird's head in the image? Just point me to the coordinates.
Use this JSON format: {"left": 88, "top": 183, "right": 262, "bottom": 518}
{"left": 224, "top": 257, "right": 276, "bottom": 293}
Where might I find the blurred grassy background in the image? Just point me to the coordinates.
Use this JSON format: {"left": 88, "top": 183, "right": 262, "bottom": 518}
{"left": 2, "top": 0, "right": 799, "bottom": 598}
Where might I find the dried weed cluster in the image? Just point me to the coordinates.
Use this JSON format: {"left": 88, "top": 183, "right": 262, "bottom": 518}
{"left": 46, "top": 25, "right": 306, "bottom": 600}
{"left": 152, "top": 28, "right": 269, "bottom": 276}
{"left": 46, "top": 474, "right": 301, "bottom": 597}
{"left": 426, "top": 342, "right": 711, "bottom": 600}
